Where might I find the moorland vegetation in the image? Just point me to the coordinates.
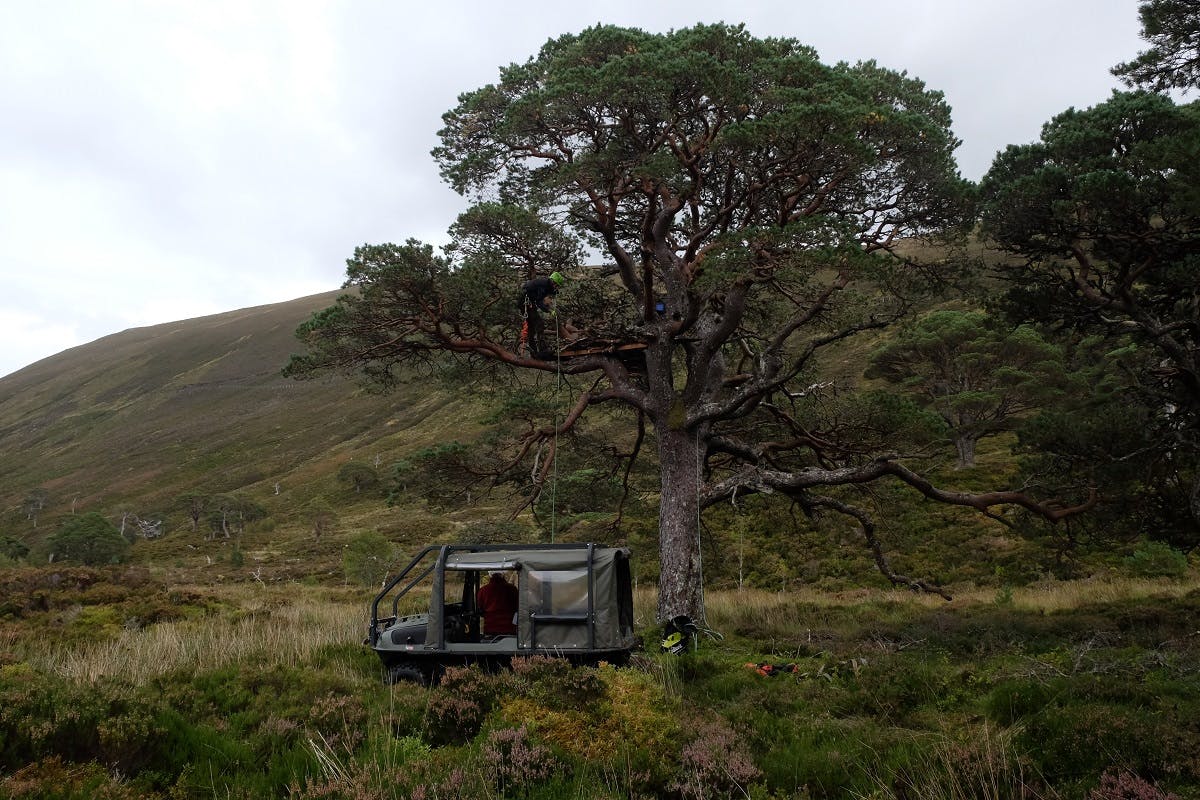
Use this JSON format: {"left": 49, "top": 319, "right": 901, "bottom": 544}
{"left": 1, "top": 3, "right": 1199, "bottom": 797}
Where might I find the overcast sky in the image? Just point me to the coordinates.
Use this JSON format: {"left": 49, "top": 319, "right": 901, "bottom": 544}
{"left": 0, "top": 1, "right": 1146, "bottom": 378}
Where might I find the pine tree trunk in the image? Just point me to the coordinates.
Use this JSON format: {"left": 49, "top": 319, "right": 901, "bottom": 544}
{"left": 954, "top": 435, "right": 977, "bottom": 469}
{"left": 654, "top": 422, "right": 705, "bottom": 623}
{"left": 1190, "top": 471, "right": 1200, "bottom": 530}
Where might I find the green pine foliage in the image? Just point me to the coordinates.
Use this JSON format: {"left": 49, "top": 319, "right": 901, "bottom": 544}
{"left": 47, "top": 512, "right": 129, "bottom": 566}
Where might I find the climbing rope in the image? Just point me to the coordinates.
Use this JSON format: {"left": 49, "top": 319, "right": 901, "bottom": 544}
{"left": 693, "top": 436, "right": 723, "bottom": 645}
{"left": 551, "top": 319, "right": 561, "bottom": 543}
{"left": 696, "top": 436, "right": 705, "bottom": 623}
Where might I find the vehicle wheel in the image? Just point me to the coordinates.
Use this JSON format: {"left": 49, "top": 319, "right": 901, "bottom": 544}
{"left": 385, "top": 662, "right": 428, "bottom": 685}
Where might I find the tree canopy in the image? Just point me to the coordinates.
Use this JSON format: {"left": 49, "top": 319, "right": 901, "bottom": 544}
{"left": 49, "top": 512, "right": 129, "bottom": 566}
{"left": 1114, "top": 0, "right": 1200, "bottom": 92}
{"left": 981, "top": 90, "right": 1200, "bottom": 538}
{"left": 866, "top": 310, "right": 1065, "bottom": 468}
{"left": 289, "top": 24, "right": 1092, "bottom": 619}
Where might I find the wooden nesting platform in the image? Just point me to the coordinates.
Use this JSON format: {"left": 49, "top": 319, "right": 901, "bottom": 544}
{"left": 553, "top": 337, "right": 649, "bottom": 367}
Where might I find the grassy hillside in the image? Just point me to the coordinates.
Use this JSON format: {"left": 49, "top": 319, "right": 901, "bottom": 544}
{"left": 0, "top": 286, "right": 1171, "bottom": 590}
{"left": 0, "top": 292, "right": 498, "bottom": 567}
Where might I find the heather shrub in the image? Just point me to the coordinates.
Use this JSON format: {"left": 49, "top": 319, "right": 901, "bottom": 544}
{"left": 881, "top": 725, "right": 1050, "bottom": 800}
{"left": 423, "top": 665, "right": 498, "bottom": 745}
{"left": 831, "top": 652, "right": 967, "bottom": 721}
{"left": 1087, "top": 769, "right": 1180, "bottom": 800}
{"left": 985, "top": 678, "right": 1058, "bottom": 726}
{"left": 308, "top": 691, "right": 369, "bottom": 752}
{"left": 480, "top": 725, "right": 559, "bottom": 796}
{"left": 672, "top": 716, "right": 762, "bottom": 800}
{"left": 0, "top": 667, "right": 196, "bottom": 781}
{"left": 95, "top": 702, "right": 168, "bottom": 772}
{"left": 413, "top": 766, "right": 489, "bottom": 800}
{"left": 497, "top": 664, "right": 680, "bottom": 793}
{"left": 0, "top": 755, "right": 141, "bottom": 800}
{"left": 508, "top": 654, "right": 606, "bottom": 708}
{"left": 1018, "top": 703, "right": 1191, "bottom": 784}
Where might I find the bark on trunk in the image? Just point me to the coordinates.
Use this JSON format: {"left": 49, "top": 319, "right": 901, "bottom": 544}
{"left": 654, "top": 422, "right": 705, "bottom": 623}
{"left": 953, "top": 435, "right": 977, "bottom": 470}
{"left": 1190, "top": 470, "right": 1200, "bottom": 531}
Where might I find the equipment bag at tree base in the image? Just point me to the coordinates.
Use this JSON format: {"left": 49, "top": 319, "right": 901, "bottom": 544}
{"left": 660, "top": 615, "right": 698, "bottom": 654}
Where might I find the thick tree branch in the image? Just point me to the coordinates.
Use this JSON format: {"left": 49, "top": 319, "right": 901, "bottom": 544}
{"left": 807, "top": 494, "right": 952, "bottom": 600}
{"left": 702, "top": 457, "right": 1098, "bottom": 524}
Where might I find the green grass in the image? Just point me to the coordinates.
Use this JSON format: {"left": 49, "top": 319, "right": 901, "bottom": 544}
{"left": 2, "top": 573, "right": 1197, "bottom": 799}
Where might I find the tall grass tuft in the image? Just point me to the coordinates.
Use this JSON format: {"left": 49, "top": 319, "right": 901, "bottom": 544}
{"left": 865, "top": 725, "right": 1057, "bottom": 800}
{"left": 27, "top": 597, "right": 362, "bottom": 684}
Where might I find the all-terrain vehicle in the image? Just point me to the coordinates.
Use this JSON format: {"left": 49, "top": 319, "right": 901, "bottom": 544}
{"left": 367, "top": 542, "right": 636, "bottom": 683}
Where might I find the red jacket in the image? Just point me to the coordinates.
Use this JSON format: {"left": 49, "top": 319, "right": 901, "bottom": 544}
{"left": 476, "top": 575, "right": 518, "bottom": 634}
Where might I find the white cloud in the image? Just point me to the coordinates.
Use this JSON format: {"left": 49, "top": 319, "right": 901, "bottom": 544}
{"left": 0, "top": 0, "right": 1149, "bottom": 379}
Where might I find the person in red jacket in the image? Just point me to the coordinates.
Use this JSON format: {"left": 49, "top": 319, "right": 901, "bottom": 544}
{"left": 476, "top": 571, "right": 518, "bottom": 635}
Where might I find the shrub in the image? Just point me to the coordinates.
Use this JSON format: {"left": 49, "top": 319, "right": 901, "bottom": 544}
{"left": 0, "top": 755, "right": 142, "bottom": 800}
{"left": 0, "top": 668, "right": 185, "bottom": 777}
{"left": 336, "top": 462, "right": 380, "bottom": 494}
{"left": 424, "top": 666, "right": 497, "bottom": 745}
{"left": 496, "top": 664, "right": 680, "bottom": 793}
{"left": 1017, "top": 703, "right": 1194, "bottom": 784}
{"left": 672, "top": 716, "right": 762, "bottom": 800}
{"left": 307, "top": 692, "right": 368, "bottom": 752}
{"left": 1087, "top": 769, "right": 1180, "bottom": 800}
{"left": 1124, "top": 541, "right": 1189, "bottom": 578}
{"left": 481, "top": 725, "right": 559, "bottom": 796}
{"left": 509, "top": 655, "right": 606, "bottom": 708}
{"left": 0, "top": 534, "right": 29, "bottom": 561}
{"left": 880, "top": 725, "right": 1051, "bottom": 800}
{"left": 985, "top": 679, "right": 1059, "bottom": 726}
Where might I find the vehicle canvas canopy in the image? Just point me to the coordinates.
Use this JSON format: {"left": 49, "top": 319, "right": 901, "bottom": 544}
{"left": 368, "top": 542, "right": 636, "bottom": 674}
{"left": 443, "top": 547, "right": 633, "bottom": 651}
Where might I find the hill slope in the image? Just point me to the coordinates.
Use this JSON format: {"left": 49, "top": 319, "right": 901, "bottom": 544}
{"left": 0, "top": 292, "right": 485, "bottom": 553}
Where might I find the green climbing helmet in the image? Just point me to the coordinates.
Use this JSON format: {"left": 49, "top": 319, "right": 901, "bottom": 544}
{"left": 549, "top": 271, "right": 565, "bottom": 286}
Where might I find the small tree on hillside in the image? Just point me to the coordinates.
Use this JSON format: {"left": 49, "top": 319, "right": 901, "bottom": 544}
{"left": 337, "top": 462, "right": 380, "bottom": 494}
{"left": 23, "top": 488, "right": 49, "bottom": 528}
{"left": 207, "top": 495, "right": 267, "bottom": 540}
{"left": 49, "top": 512, "right": 129, "bottom": 565}
{"left": 866, "top": 310, "right": 1066, "bottom": 468}
{"left": 0, "top": 533, "right": 30, "bottom": 562}
{"left": 343, "top": 530, "right": 393, "bottom": 587}
{"left": 117, "top": 509, "right": 166, "bottom": 541}
{"left": 179, "top": 492, "right": 208, "bottom": 533}
{"left": 308, "top": 501, "right": 337, "bottom": 541}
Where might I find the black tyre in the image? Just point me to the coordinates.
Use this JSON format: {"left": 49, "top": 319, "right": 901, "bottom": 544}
{"left": 385, "top": 662, "right": 428, "bottom": 686}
